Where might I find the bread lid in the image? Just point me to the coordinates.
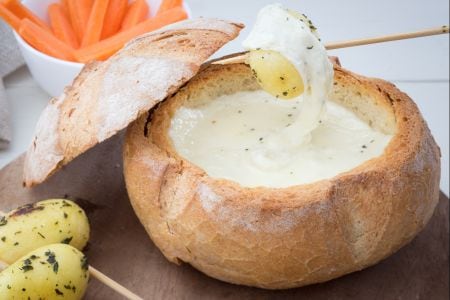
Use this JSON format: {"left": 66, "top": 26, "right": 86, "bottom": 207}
{"left": 23, "top": 18, "right": 244, "bottom": 187}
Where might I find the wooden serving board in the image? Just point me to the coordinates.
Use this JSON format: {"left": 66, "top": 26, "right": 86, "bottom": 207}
{"left": 0, "top": 133, "right": 448, "bottom": 300}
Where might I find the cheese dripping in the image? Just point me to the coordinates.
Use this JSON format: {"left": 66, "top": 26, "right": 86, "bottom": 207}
{"left": 243, "top": 3, "right": 334, "bottom": 170}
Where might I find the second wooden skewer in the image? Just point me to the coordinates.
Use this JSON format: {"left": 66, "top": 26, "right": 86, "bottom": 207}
{"left": 214, "top": 25, "right": 449, "bottom": 65}
{"left": 89, "top": 266, "right": 143, "bottom": 300}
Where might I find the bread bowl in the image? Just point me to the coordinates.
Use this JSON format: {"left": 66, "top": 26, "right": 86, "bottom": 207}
{"left": 123, "top": 61, "right": 441, "bottom": 289}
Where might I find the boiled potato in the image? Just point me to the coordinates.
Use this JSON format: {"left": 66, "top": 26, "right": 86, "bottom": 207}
{"left": 0, "top": 244, "right": 89, "bottom": 299}
{"left": 0, "top": 199, "right": 90, "bottom": 264}
{"left": 248, "top": 50, "right": 305, "bottom": 100}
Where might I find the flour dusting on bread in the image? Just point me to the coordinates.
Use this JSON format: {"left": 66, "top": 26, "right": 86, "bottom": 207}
{"left": 98, "top": 56, "right": 193, "bottom": 141}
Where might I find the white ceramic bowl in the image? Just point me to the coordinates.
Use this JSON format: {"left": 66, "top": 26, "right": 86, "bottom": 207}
{"left": 13, "top": 0, "right": 192, "bottom": 97}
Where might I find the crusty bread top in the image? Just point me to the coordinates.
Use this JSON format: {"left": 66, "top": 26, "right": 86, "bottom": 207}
{"left": 23, "top": 18, "right": 244, "bottom": 187}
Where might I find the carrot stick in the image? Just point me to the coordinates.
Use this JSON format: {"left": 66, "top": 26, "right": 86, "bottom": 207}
{"left": 3, "top": 0, "right": 50, "bottom": 30}
{"left": 19, "top": 18, "right": 75, "bottom": 61}
{"left": 81, "top": 0, "right": 110, "bottom": 47}
{"left": 67, "top": 0, "right": 92, "bottom": 40}
{"left": 121, "top": 0, "right": 149, "bottom": 31}
{"left": 76, "top": 7, "right": 187, "bottom": 63}
{"left": 48, "top": 3, "right": 79, "bottom": 49}
{"left": 157, "top": 0, "right": 182, "bottom": 15}
{"left": 0, "top": 3, "right": 20, "bottom": 32}
{"left": 60, "top": 0, "right": 70, "bottom": 17}
{"left": 101, "top": 0, "right": 128, "bottom": 39}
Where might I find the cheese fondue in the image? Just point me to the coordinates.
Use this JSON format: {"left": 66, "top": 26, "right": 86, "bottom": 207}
{"left": 169, "top": 90, "right": 393, "bottom": 188}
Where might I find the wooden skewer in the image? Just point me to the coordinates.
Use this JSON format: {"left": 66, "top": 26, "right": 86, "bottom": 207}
{"left": 0, "top": 210, "right": 143, "bottom": 300}
{"left": 89, "top": 266, "right": 143, "bottom": 300}
{"left": 326, "top": 25, "right": 449, "bottom": 50}
{"left": 213, "top": 25, "right": 449, "bottom": 65}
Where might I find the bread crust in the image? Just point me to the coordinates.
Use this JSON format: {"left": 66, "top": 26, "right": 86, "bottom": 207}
{"left": 23, "top": 19, "right": 244, "bottom": 187}
{"left": 123, "top": 62, "right": 441, "bottom": 289}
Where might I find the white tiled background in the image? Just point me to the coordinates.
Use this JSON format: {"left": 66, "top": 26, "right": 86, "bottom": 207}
{"left": 1, "top": 0, "right": 449, "bottom": 194}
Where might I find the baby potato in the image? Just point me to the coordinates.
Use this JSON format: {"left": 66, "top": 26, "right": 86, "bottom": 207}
{"left": 0, "top": 199, "right": 90, "bottom": 264}
{"left": 248, "top": 50, "right": 305, "bottom": 100}
{"left": 0, "top": 244, "right": 89, "bottom": 299}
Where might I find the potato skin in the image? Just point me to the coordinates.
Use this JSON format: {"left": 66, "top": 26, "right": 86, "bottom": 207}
{"left": 0, "top": 244, "right": 89, "bottom": 299}
{"left": 0, "top": 199, "right": 90, "bottom": 264}
{"left": 248, "top": 50, "right": 304, "bottom": 100}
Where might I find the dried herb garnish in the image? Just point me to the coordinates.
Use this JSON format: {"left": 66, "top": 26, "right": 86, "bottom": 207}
{"left": 38, "top": 232, "right": 46, "bottom": 239}
{"left": 307, "top": 46, "right": 314, "bottom": 50}
{"left": 0, "top": 216, "right": 7, "bottom": 226}
{"left": 45, "top": 250, "right": 59, "bottom": 274}
{"left": 64, "top": 284, "right": 77, "bottom": 293}
{"left": 1, "top": 237, "right": 5, "bottom": 242}
{"left": 21, "top": 265, "right": 34, "bottom": 272}
{"left": 63, "top": 212, "right": 68, "bottom": 219}
{"left": 81, "top": 255, "right": 89, "bottom": 271}
{"left": 53, "top": 262, "right": 59, "bottom": 273}
{"left": 61, "top": 201, "right": 72, "bottom": 207}
{"left": 55, "top": 289, "right": 64, "bottom": 296}
{"left": 46, "top": 251, "right": 56, "bottom": 264}
{"left": 61, "top": 237, "right": 73, "bottom": 244}
{"left": 21, "top": 259, "right": 34, "bottom": 272}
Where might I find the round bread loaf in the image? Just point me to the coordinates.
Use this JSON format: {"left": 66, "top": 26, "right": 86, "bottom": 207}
{"left": 123, "top": 62, "right": 441, "bottom": 289}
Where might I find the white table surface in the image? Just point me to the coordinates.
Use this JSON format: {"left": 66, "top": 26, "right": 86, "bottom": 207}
{"left": 1, "top": 0, "right": 449, "bottom": 195}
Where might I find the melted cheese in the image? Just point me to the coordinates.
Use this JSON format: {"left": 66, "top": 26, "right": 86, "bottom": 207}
{"left": 242, "top": 4, "right": 334, "bottom": 169}
{"left": 169, "top": 90, "right": 393, "bottom": 188}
